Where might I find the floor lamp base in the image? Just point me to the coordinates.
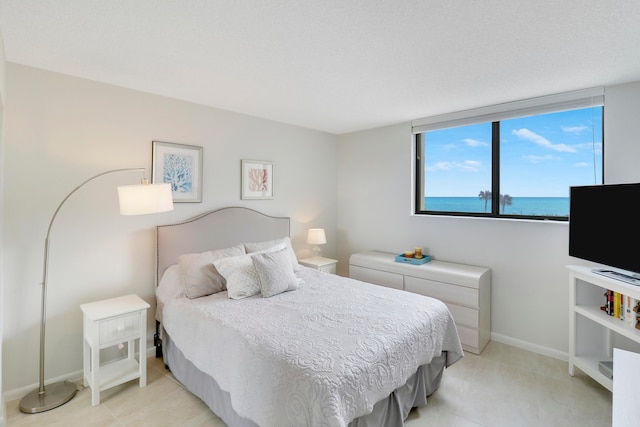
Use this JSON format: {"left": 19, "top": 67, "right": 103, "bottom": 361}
{"left": 19, "top": 380, "right": 77, "bottom": 414}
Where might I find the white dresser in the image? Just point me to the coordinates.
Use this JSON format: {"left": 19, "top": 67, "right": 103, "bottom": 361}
{"left": 349, "top": 251, "right": 491, "bottom": 354}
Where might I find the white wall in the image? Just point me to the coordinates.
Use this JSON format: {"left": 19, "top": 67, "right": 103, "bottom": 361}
{"left": 336, "top": 81, "right": 640, "bottom": 359}
{"left": 3, "top": 60, "right": 639, "bottom": 400}
{"left": 0, "top": 29, "right": 7, "bottom": 427}
{"left": 1, "top": 64, "right": 338, "bottom": 396}
{"left": 602, "top": 83, "right": 640, "bottom": 184}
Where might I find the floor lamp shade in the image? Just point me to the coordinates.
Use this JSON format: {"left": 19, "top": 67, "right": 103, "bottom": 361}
{"left": 19, "top": 168, "right": 173, "bottom": 414}
{"left": 118, "top": 182, "right": 173, "bottom": 215}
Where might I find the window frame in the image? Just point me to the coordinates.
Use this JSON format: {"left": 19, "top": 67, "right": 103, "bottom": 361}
{"left": 412, "top": 88, "right": 604, "bottom": 221}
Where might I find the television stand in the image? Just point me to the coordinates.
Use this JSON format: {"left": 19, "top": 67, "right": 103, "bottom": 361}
{"left": 592, "top": 269, "right": 640, "bottom": 286}
{"left": 568, "top": 265, "right": 640, "bottom": 392}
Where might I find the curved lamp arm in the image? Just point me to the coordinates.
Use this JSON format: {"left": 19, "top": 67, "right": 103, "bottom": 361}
{"left": 42, "top": 168, "right": 149, "bottom": 287}
{"left": 45, "top": 168, "right": 146, "bottom": 240}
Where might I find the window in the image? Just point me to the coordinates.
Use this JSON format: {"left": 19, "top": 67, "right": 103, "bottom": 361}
{"left": 413, "top": 88, "right": 603, "bottom": 220}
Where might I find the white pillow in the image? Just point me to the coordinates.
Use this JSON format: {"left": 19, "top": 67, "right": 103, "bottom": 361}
{"left": 252, "top": 246, "right": 300, "bottom": 297}
{"left": 178, "top": 245, "right": 246, "bottom": 299}
{"left": 244, "top": 237, "right": 300, "bottom": 272}
{"left": 214, "top": 243, "right": 287, "bottom": 299}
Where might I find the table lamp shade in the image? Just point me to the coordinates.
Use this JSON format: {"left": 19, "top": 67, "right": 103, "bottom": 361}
{"left": 307, "top": 228, "right": 327, "bottom": 245}
{"left": 118, "top": 183, "right": 173, "bottom": 215}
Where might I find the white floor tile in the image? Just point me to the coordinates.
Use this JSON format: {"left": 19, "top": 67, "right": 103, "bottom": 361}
{"left": 6, "top": 341, "right": 612, "bottom": 427}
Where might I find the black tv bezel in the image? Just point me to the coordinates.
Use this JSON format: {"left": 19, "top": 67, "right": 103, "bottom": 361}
{"left": 569, "top": 183, "right": 640, "bottom": 283}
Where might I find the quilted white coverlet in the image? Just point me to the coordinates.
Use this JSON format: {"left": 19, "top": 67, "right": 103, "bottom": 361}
{"left": 159, "top": 266, "right": 463, "bottom": 427}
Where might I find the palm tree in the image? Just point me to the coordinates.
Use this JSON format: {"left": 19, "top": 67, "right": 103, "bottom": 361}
{"left": 478, "top": 190, "right": 491, "bottom": 212}
{"left": 500, "top": 194, "right": 513, "bottom": 213}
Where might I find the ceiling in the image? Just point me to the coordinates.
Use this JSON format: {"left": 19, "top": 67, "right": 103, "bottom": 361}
{"left": 1, "top": 1, "right": 640, "bottom": 135}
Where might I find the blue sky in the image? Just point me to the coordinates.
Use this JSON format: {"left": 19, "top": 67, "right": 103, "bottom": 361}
{"left": 423, "top": 107, "right": 603, "bottom": 197}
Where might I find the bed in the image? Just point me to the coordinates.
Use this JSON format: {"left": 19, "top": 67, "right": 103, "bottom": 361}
{"left": 155, "top": 207, "right": 463, "bottom": 427}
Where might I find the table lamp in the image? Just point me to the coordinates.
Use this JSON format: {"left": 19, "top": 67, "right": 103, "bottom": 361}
{"left": 307, "top": 228, "right": 326, "bottom": 257}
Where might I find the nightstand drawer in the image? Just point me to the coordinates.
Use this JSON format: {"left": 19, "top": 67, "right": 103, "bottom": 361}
{"left": 319, "top": 263, "right": 337, "bottom": 274}
{"left": 99, "top": 312, "right": 141, "bottom": 345}
{"left": 299, "top": 256, "right": 338, "bottom": 274}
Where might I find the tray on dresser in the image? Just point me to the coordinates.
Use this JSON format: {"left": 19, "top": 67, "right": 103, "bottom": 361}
{"left": 395, "top": 254, "right": 432, "bottom": 265}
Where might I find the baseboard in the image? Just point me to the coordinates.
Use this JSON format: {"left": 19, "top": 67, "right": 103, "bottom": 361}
{"left": 147, "top": 346, "right": 157, "bottom": 359}
{"left": 491, "top": 332, "right": 568, "bottom": 362}
{"left": 0, "top": 395, "right": 6, "bottom": 427}
{"left": 3, "top": 367, "right": 84, "bottom": 403}
{"left": 5, "top": 348, "right": 159, "bottom": 403}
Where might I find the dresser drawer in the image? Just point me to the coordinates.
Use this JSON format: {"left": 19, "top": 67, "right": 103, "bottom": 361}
{"left": 456, "top": 324, "right": 481, "bottom": 353}
{"left": 350, "top": 265, "right": 404, "bottom": 290}
{"left": 444, "top": 303, "right": 480, "bottom": 329}
{"left": 405, "top": 276, "right": 478, "bottom": 309}
{"left": 99, "top": 312, "right": 141, "bottom": 345}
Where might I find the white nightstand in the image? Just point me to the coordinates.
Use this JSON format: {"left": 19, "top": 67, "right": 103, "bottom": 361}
{"left": 299, "top": 256, "right": 338, "bottom": 274}
{"left": 80, "top": 294, "right": 150, "bottom": 406}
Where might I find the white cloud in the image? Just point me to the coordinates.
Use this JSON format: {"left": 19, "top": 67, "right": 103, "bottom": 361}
{"left": 562, "top": 125, "right": 589, "bottom": 134}
{"left": 426, "top": 160, "right": 482, "bottom": 172}
{"left": 574, "top": 162, "right": 591, "bottom": 167}
{"left": 512, "top": 128, "right": 576, "bottom": 152}
{"left": 458, "top": 160, "right": 482, "bottom": 171}
{"left": 426, "top": 161, "right": 453, "bottom": 171}
{"left": 522, "top": 154, "right": 558, "bottom": 164}
{"left": 574, "top": 141, "right": 602, "bottom": 154}
{"left": 463, "top": 138, "right": 488, "bottom": 147}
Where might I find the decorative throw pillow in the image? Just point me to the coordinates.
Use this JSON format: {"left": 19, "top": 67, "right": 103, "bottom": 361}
{"left": 244, "top": 237, "right": 300, "bottom": 272}
{"left": 214, "top": 243, "right": 287, "bottom": 299}
{"left": 252, "top": 246, "right": 300, "bottom": 297}
{"left": 178, "top": 245, "right": 246, "bottom": 299}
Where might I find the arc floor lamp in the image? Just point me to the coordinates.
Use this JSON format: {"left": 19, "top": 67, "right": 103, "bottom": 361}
{"left": 19, "top": 168, "right": 174, "bottom": 414}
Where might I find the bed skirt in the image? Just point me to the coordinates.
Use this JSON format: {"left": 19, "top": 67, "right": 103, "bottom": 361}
{"left": 163, "top": 333, "right": 447, "bottom": 427}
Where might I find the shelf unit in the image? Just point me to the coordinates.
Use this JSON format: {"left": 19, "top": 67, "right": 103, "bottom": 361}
{"left": 568, "top": 265, "right": 640, "bottom": 392}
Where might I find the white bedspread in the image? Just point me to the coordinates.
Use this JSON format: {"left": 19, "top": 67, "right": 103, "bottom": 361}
{"left": 159, "top": 266, "right": 463, "bottom": 427}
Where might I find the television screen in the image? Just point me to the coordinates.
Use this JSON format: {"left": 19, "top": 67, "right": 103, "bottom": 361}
{"left": 569, "top": 183, "right": 640, "bottom": 279}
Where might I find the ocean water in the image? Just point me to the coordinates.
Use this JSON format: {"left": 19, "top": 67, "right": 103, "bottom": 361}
{"left": 424, "top": 197, "right": 569, "bottom": 217}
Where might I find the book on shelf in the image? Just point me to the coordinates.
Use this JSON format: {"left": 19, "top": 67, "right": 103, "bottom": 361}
{"left": 624, "top": 295, "right": 636, "bottom": 327}
{"left": 603, "top": 290, "right": 614, "bottom": 316}
{"left": 602, "top": 289, "right": 640, "bottom": 330}
{"left": 602, "top": 290, "right": 610, "bottom": 315}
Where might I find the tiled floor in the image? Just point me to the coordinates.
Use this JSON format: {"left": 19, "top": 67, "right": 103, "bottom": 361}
{"left": 6, "top": 341, "right": 612, "bottom": 427}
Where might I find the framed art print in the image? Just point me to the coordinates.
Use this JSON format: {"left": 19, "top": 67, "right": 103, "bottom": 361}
{"left": 152, "top": 141, "right": 203, "bottom": 203}
{"left": 241, "top": 159, "right": 274, "bottom": 200}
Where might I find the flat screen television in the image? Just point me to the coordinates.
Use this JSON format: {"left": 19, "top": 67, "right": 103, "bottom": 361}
{"left": 569, "top": 183, "right": 640, "bottom": 284}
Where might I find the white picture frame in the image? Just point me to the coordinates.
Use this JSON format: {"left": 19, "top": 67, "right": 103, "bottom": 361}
{"left": 152, "top": 141, "right": 203, "bottom": 203}
{"left": 241, "top": 159, "right": 274, "bottom": 200}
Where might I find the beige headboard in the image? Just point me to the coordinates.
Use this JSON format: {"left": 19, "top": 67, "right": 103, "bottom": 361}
{"left": 155, "top": 206, "right": 290, "bottom": 284}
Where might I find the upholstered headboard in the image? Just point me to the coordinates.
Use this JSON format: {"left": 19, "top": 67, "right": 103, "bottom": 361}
{"left": 155, "top": 207, "right": 290, "bottom": 285}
